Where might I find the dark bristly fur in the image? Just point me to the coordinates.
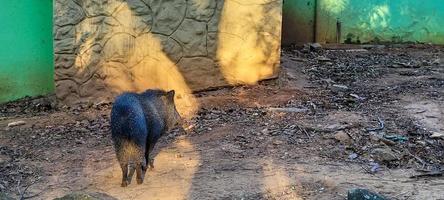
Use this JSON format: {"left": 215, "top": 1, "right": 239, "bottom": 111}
{"left": 110, "top": 89, "right": 181, "bottom": 187}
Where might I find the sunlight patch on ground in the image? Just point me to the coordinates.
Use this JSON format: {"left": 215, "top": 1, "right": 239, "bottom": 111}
{"left": 404, "top": 99, "right": 444, "bottom": 132}
{"left": 262, "top": 159, "right": 302, "bottom": 199}
{"left": 90, "top": 139, "right": 200, "bottom": 200}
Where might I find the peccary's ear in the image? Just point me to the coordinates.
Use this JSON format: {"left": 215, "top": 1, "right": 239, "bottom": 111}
{"left": 167, "top": 90, "right": 175, "bottom": 100}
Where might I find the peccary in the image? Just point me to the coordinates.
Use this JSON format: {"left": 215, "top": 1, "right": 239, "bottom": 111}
{"left": 110, "top": 89, "right": 181, "bottom": 187}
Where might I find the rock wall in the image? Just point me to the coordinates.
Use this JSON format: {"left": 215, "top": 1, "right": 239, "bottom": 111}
{"left": 54, "top": 0, "right": 282, "bottom": 115}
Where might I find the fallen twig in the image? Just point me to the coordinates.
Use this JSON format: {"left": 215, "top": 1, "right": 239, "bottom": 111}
{"left": 20, "top": 178, "right": 41, "bottom": 200}
{"left": 392, "top": 191, "right": 411, "bottom": 200}
{"left": 267, "top": 107, "right": 309, "bottom": 113}
{"left": 7, "top": 120, "right": 26, "bottom": 128}
{"left": 15, "top": 165, "right": 43, "bottom": 200}
{"left": 366, "top": 117, "right": 385, "bottom": 132}
{"left": 409, "top": 170, "right": 444, "bottom": 179}
{"left": 297, "top": 126, "right": 312, "bottom": 142}
{"left": 407, "top": 151, "right": 427, "bottom": 167}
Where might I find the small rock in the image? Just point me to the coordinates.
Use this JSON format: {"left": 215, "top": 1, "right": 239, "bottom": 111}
{"left": 175, "top": 154, "right": 183, "bottom": 158}
{"left": 273, "top": 140, "right": 284, "bottom": 145}
{"left": 316, "top": 56, "right": 332, "bottom": 62}
{"left": 75, "top": 139, "right": 86, "bottom": 144}
{"left": 325, "top": 123, "right": 348, "bottom": 131}
{"left": 7, "top": 120, "right": 26, "bottom": 127}
{"left": 347, "top": 188, "right": 388, "bottom": 200}
{"left": 330, "top": 84, "right": 349, "bottom": 92}
{"left": 350, "top": 94, "right": 366, "bottom": 101}
{"left": 370, "top": 162, "right": 380, "bottom": 173}
{"left": 334, "top": 131, "right": 352, "bottom": 144}
{"left": 348, "top": 153, "right": 358, "bottom": 160}
{"left": 309, "top": 43, "right": 322, "bottom": 50}
{"left": 430, "top": 131, "right": 444, "bottom": 139}
{"left": 372, "top": 147, "right": 398, "bottom": 162}
{"left": 183, "top": 124, "right": 195, "bottom": 131}
{"left": 261, "top": 128, "right": 269, "bottom": 134}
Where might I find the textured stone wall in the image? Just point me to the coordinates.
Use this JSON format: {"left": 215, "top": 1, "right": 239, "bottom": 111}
{"left": 54, "top": 0, "right": 282, "bottom": 115}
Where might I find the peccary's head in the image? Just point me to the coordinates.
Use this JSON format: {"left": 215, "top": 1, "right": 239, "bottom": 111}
{"left": 163, "top": 90, "right": 182, "bottom": 130}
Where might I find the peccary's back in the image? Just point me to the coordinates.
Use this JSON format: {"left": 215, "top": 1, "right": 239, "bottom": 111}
{"left": 111, "top": 93, "right": 148, "bottom": 148}
{"left": 136, "top": 91, "right": 169, "bottom": 141}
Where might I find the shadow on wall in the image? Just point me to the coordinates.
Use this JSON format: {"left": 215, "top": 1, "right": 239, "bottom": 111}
{"left": 54, "top": 0, "right": 282, "bottom": 118}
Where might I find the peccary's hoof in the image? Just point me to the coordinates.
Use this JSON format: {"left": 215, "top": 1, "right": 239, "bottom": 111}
{"left": 121, "top": 181, "right": 129, "bottom": 187}
{"left": 149, "top": 159, "right": 155, "bottom": 170}
{"left": 137, "top": 178, "right": 144, "bottom": 185}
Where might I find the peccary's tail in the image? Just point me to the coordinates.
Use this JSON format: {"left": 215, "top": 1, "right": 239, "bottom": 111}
{"left": 110, "top": 94, "right": 148, "bottom": 155}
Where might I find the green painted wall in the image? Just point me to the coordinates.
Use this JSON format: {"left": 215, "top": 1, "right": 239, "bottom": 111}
{"left": 282, "top": 0, "right": 316, "bottom": 45}
{"left": 284, "top": 0, "right": 444, "bottom": 44}
{"left": 0, "top": 0, "right": 54, "bottom": 103}
{"left": 317, "top": 0, "right": 444, "bottom": 44}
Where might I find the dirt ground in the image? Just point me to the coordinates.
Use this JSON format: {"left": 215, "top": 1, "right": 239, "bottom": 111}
{"left": 1, "top": 44, "right": 443, "bottom": 200}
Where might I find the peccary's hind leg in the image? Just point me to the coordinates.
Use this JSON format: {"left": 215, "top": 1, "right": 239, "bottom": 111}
{"left": 146, "top": 136, "right": 159, "bottom": 170}
{"left": 127, "top": 163, "right": 135, "bottom": 184}
{"left": 146, "top": 144, "right": 154, "bottom": 170}
{"left": 119, "top": 161, "right": 129, "bottom": 187}
{"left": 116, "top": 145, "right": 130, "bottom": 187}
{"left": 148, "top": 157, "right": 154, "bottom": 170}
{"left": 136, "top": 156, "right": 147, "bottom": 184}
